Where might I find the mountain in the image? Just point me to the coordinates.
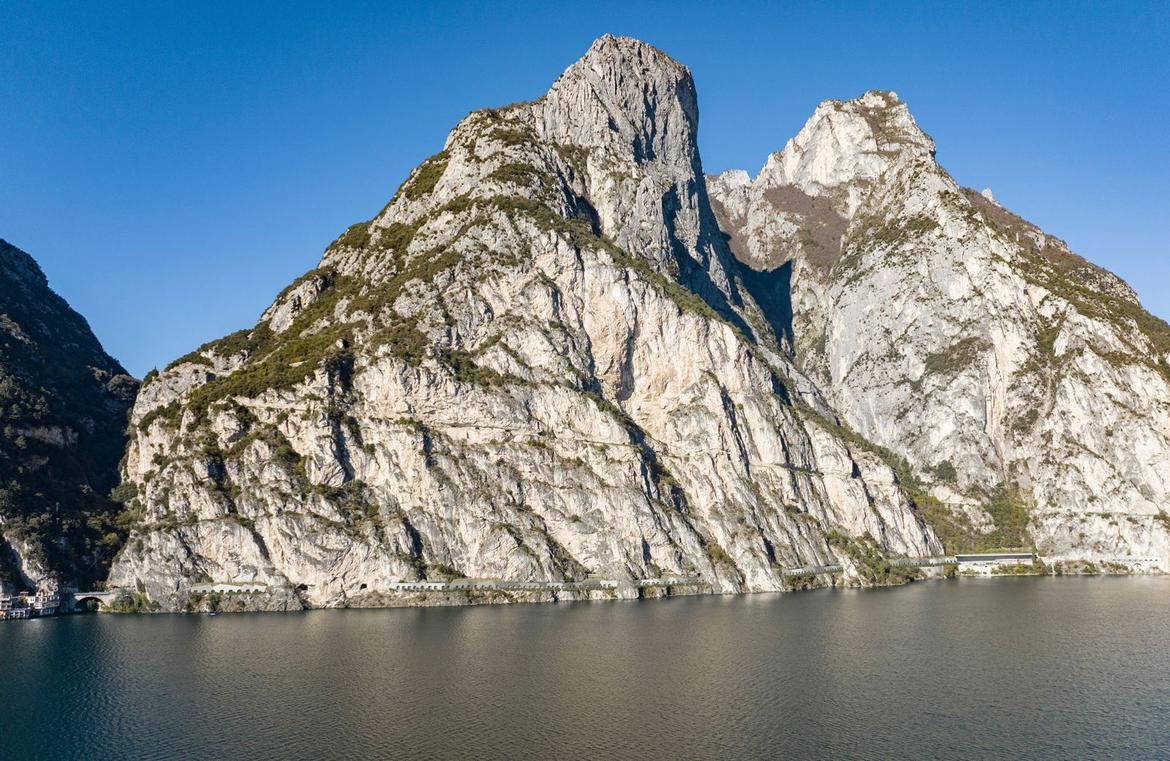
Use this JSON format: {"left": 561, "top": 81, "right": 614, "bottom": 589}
{"left": 108, "top": 36, "right": 941, "bottom": 611}
{"left": 709, "top": 90, "right": 1170, "bottom": 558}
{"left": 0, "top": 239, "right": 138, "bottom": 594}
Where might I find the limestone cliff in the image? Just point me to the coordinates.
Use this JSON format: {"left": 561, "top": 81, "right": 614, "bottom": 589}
{"left": 109, "top": 37, "right": 940, "bottom": 610}
{"left": 0, "top": 239, "right": 138, "bottom": 594}
{"left": 709, "top": 90, "right": 1170, "bottom": 559}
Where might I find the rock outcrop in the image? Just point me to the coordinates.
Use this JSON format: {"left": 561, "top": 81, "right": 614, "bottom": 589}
{"left": 0, "top": 239, "right": 138, "bottom": 595}
{"left": 109, "top": 37, "right": 941, "bottom": 610}
{"left": 710, "top": 90, "right": 1170, "bottom": 559}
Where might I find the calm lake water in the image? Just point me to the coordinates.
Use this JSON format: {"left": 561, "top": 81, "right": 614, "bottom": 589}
{"left": 3, "top": 577, "right": 1170, "bottom": 760}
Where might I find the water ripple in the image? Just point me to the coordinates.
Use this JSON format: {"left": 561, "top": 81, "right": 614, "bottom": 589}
{"left": 2, "top": 577, "right": 1169, "bottom": 759}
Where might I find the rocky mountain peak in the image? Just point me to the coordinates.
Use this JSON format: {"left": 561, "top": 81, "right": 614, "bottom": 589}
{"left": 319, "top": 34, "right": 727, "bottom": 295}
{"left": 751, "top": 90, "right": 935, "bottom": 216}
{"left": 535, "top": 35, "right": 742, "bottom": 308}
{"left": 540, "top": 34, "right": 698, "bottom": 164}
{"left": 109, "top": 37, "right": 947, "bottom": 609}
{"left": 1, "top": 239, "right": 48, "bottom": 290}
{"left": 709, "top": 79, "right": 1170, "bottom": 563}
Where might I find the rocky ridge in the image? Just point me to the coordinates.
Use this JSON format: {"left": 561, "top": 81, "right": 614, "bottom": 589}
{"left": 709, "top": 90, "right": 1170, "bottom": 558}
{"left": 108, "top": 36, "right": 942, "bottom": 611}
{"left": 0, "top": 239, "right": 138, "bottom": 595}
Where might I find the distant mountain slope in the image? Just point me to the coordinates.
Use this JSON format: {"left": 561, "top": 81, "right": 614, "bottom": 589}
{"left": 0, "top": 239, "right": 138, "bottom": 593}
{"left": 710, "top": 91, "right": 1170, "bottom": 557}
{"left": 109, "top": 37, "right": 940, "bottom": 611}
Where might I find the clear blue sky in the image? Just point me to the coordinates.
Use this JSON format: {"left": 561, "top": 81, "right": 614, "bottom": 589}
{"left": 2, "top": 1, "right": 1167, "bottom": 377}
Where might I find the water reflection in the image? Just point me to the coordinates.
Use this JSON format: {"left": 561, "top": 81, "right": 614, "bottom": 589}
{"left": 2, "top": 578, "right": 1169, "bottom": 759}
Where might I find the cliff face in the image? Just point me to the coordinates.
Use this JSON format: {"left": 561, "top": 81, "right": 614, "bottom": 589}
{"left": 0, "top": 240, "right": 138, "bottom": 594}
{"left": 109, "top": 37, "right": 940, "bottom": 611}
{"left": 709, "top": 91, "right": 1170, "bottom": 558}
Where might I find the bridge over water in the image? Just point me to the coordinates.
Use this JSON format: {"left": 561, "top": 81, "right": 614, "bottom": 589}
{"left": 68, "top": 590, "right": 121, "bottom": 609}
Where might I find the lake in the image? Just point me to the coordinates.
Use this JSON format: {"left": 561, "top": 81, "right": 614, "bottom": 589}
{"left": 3, "top": 577, "right": 1169, "bottom": 759}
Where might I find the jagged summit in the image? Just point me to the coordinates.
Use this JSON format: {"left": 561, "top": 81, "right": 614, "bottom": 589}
{"left": 536, "top": 34, "right": 736, "bottom": 306}
{"left": 540, "top": 34, "right": 699, "bottom": 178}
{"left": 556, "top": 34, "right": 692, "bottom": 95}
{"left": 708, "top": 90, "right": 940, "bottom": 260}
{"left": 568, "top": 34, "right": 691, "bottom": 94}
{"left": 317, "top": 34, "right": 742, "bottom": 328}
{"left": 586, "top": 33, "right": 679, "bottom": 63}
{"left": 541, "top": 34, "right": 699, "bottom": 163}
{"left": 753, "top": 90, "right": 934, "bottom": 208}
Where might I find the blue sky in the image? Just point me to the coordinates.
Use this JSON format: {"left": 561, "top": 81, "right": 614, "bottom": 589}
{"left": 2, "top": 1, "right": 1167, "bottom": 377}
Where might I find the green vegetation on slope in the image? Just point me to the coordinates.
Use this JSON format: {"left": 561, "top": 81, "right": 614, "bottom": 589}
{"left": 797, "top": 402, "right": 1033, "bottom": 554}
{"left": 917, "top": 487, "right": 1032, "bottom": 554}
{"left": 964, "top": 186, "right": 1170, "bottom": 379}
{"left": 0, "top": 240, "right": 138, "bottom": 589}
{"left": 825, "top": 531, "right": 918, "bottom": 585}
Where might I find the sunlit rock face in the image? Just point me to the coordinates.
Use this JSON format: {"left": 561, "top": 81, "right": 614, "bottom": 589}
{"left": 108, "top": 37, "right": 942, "bottom": 611}
{"left": 710, "top": 90, "right": 1170, "bottom": 561}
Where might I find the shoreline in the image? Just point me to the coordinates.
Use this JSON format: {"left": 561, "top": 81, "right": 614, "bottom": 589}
{"left": 6, "top": 555, "right": 1162, "bottom": 622}
{"left": 93, "top": 559, "right": 1168, "bottom": 617}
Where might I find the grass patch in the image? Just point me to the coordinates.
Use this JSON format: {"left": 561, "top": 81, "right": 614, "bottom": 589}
{"left": 402, "top": 150, "right": 449, "bottom": 200}
{"left": 827, "top": 531, "right": 918, "bottom": 585}
{"left": 138, "top": 400, "right": 182, "bottom": 431}
{"left": 922, "top": 336, "right": 991, "bottom": 379}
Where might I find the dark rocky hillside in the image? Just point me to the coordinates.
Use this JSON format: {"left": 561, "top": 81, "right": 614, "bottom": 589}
{"left": 0, "top": 239, "right": 138, "bottom": 592}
